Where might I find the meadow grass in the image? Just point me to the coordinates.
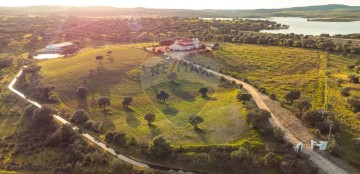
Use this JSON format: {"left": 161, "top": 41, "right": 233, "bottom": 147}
{"left": 37, "top": 45, "right": 255, "bottom": 145}
{"left": 211, "top": 42, "right": 360, "bottom": 165}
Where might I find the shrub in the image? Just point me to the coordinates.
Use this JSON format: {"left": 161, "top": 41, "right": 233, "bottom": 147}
{"left": 273, "top": 127, "right": 285, "bottom": 143}
{"left": 144, "top": 113, "right": 156, "bottom": 125}
{"left": 336, "top": 78, "right": 344, "bottom": 86}
{"left": 294, "top": 99, "right": 312, "bottom": 113}
{"left": 76, "top": 87, "right": 88, "bottom": 99}
{"left": 264, "top": 152, "right": 281, "bottom": 167}
{"left": 340, "top": 87, "right": 351, "bottom": 96}
{"left": 348, "top": 74, "right": 359, "bottom": 83}
{"left": 70, "top": 109, "right": 89, "bottom": 125}
{"left": 246, "top": 109, "right": 272, "bottom": 134}
{"left": 147, "top": 136, "right": 172, "bottom": 158}
{"left": 269, "top": 93, "right": 277, "bottom": 100}
{"left": 259, "top": 88, "right": 267, "bottom": 94}
{"left": 346, "top": 96, "right": 360, "bottom": 112}
{"left": 237, "top": 93, "right": 252, "bottom": 104}
{"left": 347, "top": 64, "right": 355, "bottom": 70}
{"left": 231, "top": 147, "right": 250, "bottom": 162}
{"left": 0, "top": 58, "right": 13, "bottom": 70}
{"left": 284, "top": 90, "right": 301, "bottom": 104}
{"left": 113, "top": 132, "right": 127, "bottom": 146}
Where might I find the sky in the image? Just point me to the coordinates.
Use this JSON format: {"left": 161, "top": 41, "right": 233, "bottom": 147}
{"left": 0, "top": 0, "right": 360, "bottom": 9}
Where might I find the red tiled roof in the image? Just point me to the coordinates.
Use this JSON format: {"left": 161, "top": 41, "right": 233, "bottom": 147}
{"left": 177, "top": 38, "right": 193, "bottom": 43}
{"left": 178, "top": 43, "right": 194, "bottom": 46}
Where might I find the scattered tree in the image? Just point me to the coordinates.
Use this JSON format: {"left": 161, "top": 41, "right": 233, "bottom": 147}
{"left": 188, "top": 115, "right": 204, "bottom": 129}
{"left": 144, "top": 113, "right": 156, "bottom": 125}
{"left": 156, "top": 90, "right": 169, "bottom": 103}
{"left": 122, "top": 96, "right": 133, "bottom": 109}
{"left": 346, "top": 96, "right": 360, "bottom": 113}
{"left": 237, "top": 93, "right": 252, "bottom": 104}
{"left": 97, "top": 96, "right": 111, "bottom": 111}
{"left": 336, "top": 78, "right": 344, "bottom": 86}
{"left": 340, "top": 87, "right": 351, "bottom": 96}
{"left": 70, "top": 109, "right": 89, "bottom": 124}
{"left": 294, "top": 99, "right": 312, "bottom": 113}
{"left": 302, "top": 110, "right": 325, "bottom": 126}
{"left": 348, "top": 74, "right": 359, "bottom": 83}
{"left": 199, "top": 87, "right": 209, "bottom": 97}
{"left": 106, "top": 51, "right": 112, "bottom": 57}
{"left": 284, "top": 90, "right": 301, "bottom": 104}
{"left": 95, "top": 55, "right": 104, "bottom": 62}
{"left": 76, "top": 86, "right": 88, "bottom": 99}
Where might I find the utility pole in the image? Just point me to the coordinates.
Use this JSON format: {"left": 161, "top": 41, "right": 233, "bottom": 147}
{"left": 328, "top": 120, "right": 333, "bottom": 142}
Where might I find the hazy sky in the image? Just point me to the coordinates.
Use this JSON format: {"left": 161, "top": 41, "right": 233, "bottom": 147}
{"left": 1, "top": 0, "right": 360, "bottom": 9}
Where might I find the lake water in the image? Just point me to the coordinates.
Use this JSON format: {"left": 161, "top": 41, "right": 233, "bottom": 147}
{"left": 261, "top": 17, "right": 360, "bottom": 36}
{"left": 33, "top": 53, "right": 64, "bottom": 60}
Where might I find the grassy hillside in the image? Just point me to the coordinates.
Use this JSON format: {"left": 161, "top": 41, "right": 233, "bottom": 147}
{"left": 211, "top": 42, "right": 360, "bottom": 166}
{"left": 37, "top": 44, "right": 254, "bottom": 145}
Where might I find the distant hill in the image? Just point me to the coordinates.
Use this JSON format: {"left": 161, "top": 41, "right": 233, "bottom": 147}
{"left": 285, "top": 4, "right": 360, "bottom": 11}
{"left": 0, "top": 4, "right": 360, "bottom": 20}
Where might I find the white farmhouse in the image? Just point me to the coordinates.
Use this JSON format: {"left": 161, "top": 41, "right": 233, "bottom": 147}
{"left": 170, "top": 38, "right": 200, "bottom": 51}
{"left": 45, "top": 42, "right": 74, "bottom": 51}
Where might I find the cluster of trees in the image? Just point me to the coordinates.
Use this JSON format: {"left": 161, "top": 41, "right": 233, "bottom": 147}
{"left": 282, "top": 90, "right": 340, "bottom": 136}
{"left": 105, "top": 131, "right": 136, "bottom": 147}
{"left": 224, "top": 32, "right": 360, "bottom": 54}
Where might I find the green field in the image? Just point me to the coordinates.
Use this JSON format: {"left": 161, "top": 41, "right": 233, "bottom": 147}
{"left": 37, "top": 44, "right": 255, "bottom": 146}
{"left": 209, "top": 42, "right": 360, "bottom": 165}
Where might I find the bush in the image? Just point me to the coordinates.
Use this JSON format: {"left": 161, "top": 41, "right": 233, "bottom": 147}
{"left": 302, "top": 110, "right": 325, "bottom": 126}
{"left": 0, "top": 58, "right": 13, "bottom": 70}
{"left": 328, "top": 137, "right": 340, "bottom": 156}
{"left": 259, "top": 88, "right": 267, "bottom": 94}
{"left": 246, "top": 109, "right": 272, "bottom": 134}
{"left": 348, "top": 74, "right": 359, "bottom": 83}
{"left": 346, "top": 96, "right": 360, "bottom": 112}
{"left": 284, "top": 90, "right": 301, "bottom": 104}
{"left": 264, "top": 152, "right": 281, "bottom": 167}
{"left": 273, "top": 127, "right": 285, "bottom": 143}
{"left": 70, "top": 109, "right": 89, "bottom": 125}
{"left": 340, "top": 87, "right": 351, "bottom": 96}
{"left": 269, "top": 93, "right": 277, "bottom": 100}
{"left": 76, "top": 87, "right": 88, "bottom": 99}
{"left": 231, "top": 147, "right": 250, "bottom": 162}
{"left": 147, "top": 136, "right": 172, "bottom": 158}
{"left": 347, "top": 64, "right": 355, "bottom": 70}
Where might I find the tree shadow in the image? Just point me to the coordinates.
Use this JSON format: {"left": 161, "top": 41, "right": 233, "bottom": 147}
{"left": 162, "top": 105, "right": 179, "bottom": 116}
{"left": 77, "top": 98, "right": 88, "bottom": 109}
{"left": 101, "top": 119, "right": 116, "bottom": 131}
{"left": 126, "top": 113, "right": 140, "bottom": 128}
{"left": 203, "top": 96, "right": 218, "bottom": 101}
{"left": 90, "top": 94, "right": 97, "bottom": 108}
{"left": 167, "top": 82, "right": 195, "bottom": 102}
{"left": 194, "top": 128, "right": 208, "bottom": 143}
{"left": 149, "top": 125, "right": 161, "bottom": 137}
{"left": 171, "top": 90, "right": 195, "bottom": 102}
